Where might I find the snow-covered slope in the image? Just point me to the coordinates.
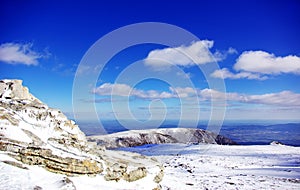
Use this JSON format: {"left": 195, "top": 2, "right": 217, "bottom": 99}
{"left": 119, "top": 143, "right": 300, "bottom": 190}
{"left": 88, "top": 128, "right": 236, "bottom": 149}
{"left": 0, "top": 79, "right": 162, "bottom": 189}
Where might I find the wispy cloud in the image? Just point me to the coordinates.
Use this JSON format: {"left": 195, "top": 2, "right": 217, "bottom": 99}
{"left": 92, "top": 83, "right": 176, "bottom": 99}
{"left": 211, "top": 50, "right": 300, "bottom": 80}
{"left": 0, "top": 42, "right": 47, "bottom": 65}
{"left": 200, "top": 88, "right": 300, "bottom": 107}
{"left": 211, "top": 68, "right": 268, "bottom": 80}
{"left": 138, "top": 106, "right": 179, "bottom": 110}
{"left": 176, "top": 71, "right": 192, "bottom": 79}
{"left": 92, "top": 83, "right": 300, "bottom": 107}
{"left": 144, "top": 40, "right": 236, "bottom": 69}
{"left": 169, "top": 86, "right": 197, "bottom": 98}
{"left": 51, "top": 63, "right": 78, "bottom": 76}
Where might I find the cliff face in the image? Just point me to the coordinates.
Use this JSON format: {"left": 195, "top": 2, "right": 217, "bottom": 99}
{"left": 88, "top": 128, "right": 237, "bottom": 149}
{"left": 0, "top": 79, "right": 162, "bottom": 189}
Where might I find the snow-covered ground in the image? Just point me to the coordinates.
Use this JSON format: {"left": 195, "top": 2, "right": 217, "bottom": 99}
{"left": 1, "top": 143, "right": 299, "bottom": 189}
{"left": 0, "top": 151, "right": 159, "bottom": 190}
{"left": 119, "top": 143, "right": 300, "bottom": 190}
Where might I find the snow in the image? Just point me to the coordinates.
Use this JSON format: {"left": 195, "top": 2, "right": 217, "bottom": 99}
{"left": 119, "top": 143, "right": 300, "bottom": 190}
{"left": 71, "top": 171, "right": 158, "bottom": 190}
{"left": 0, "top": 152, "right": 159, "bottom": 190}
{"left": 0, "top": 121, "right": 32, "bottom": 143}
{"left": 0, "top": 160, "right": 73, "bottom": 190}
{"left": 1, "top": 143, "right": 299, "bottom": 189}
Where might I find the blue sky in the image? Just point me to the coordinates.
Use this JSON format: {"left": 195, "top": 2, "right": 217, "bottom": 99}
{"left": 0, "top": 0, "right": 300, "bottom": 123}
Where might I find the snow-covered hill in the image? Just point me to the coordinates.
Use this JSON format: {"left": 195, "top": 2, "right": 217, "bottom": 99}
{"left": 88, "top": 128, "right": 236, "bottom": 149}
{"left": 0, "top": 79, "right": 162, "bottom": 189}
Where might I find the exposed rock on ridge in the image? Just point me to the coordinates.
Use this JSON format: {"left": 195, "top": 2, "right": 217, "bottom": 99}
{"left": 0, "top": 79, "right": 39, "bottom": 102}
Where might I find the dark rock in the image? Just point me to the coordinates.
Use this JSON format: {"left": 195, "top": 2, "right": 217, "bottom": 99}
{"left": 186, "top": 183, "right": 194, "bottom": 186}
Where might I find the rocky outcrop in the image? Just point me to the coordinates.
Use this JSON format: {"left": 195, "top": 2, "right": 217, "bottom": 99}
{"left": 88, "top": 128, "right": 237, "bottom": 149}
{"left": 0, "top": 140, "right": 102, "bottom": 175}
{"left": 0, "top": 79, "right": 39, "bottom": 102}
{"left": 215, "top": 134, "right": 238, "bottom": 145}
{"left": 0, "top": 79, "right": 163, "bottom": 189}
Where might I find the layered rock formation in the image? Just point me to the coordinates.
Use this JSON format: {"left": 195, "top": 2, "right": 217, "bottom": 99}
{"left": 0, "top": 79, "right": 162, "bottom": 189}
{"left": 88, "top": 128, "right": 237, "bottom": 149}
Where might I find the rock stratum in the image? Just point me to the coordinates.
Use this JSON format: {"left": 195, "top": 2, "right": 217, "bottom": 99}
{"left": 88, "top": 128, "right": 237, "bottom": 149}
{"left": 0, "top": 79, "right": 163, "bottom": 189}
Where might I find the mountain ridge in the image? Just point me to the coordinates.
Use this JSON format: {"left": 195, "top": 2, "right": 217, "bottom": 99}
{"left": 88, "top": 127, "right": 237, "bottom": 149}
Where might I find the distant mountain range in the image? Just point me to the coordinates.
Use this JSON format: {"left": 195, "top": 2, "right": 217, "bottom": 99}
{"left": 218, "top": 123, "right": 300, "bottom": 146}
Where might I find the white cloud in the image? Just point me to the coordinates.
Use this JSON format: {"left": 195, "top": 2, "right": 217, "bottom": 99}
{"left": 199, "top": 88, "right": 230, "bottom": 100}
{"left": 92, "top": 83, "right": 300, "bottom": 107}
{"left": 92, "top": 83, "right": 175, "bottom": 99}
{"left": 212, "top": 50, "right": 300, "bottom": 80}
{"left": 244, "top": 91, "right": 300, "bottom": 106}
{"left": 200, "top": 88, "right": 300, "bottom": 107}
{"left": 144, "top": 40, "right": 234, "bottom": 69}
{"left": 93, "top": 83, "right": 198, "bottom": 99}
{"left": 0, "top": 43, "right": 44, "bottom": 65}
{"left": 227, "top": 47, "right": 238, "bottom": 54}
{"left": 211, "top": 68, "right": 268, "bottom": 80}
{"left": 169, "top": 87, "right": 197, "bottom": 98}
{"left": 234, "top": 51, "right": 300, "bottom": 75}
{"left": 92, "top": 83, "right": 131, "bottom": 96}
